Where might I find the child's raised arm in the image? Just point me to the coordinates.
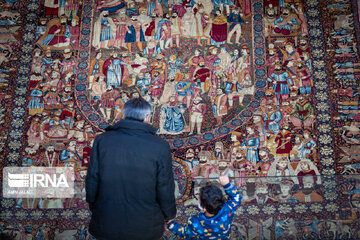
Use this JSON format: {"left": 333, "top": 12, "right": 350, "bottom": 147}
{"left": 218, "top": 176, "right": 242, "bottom": 210}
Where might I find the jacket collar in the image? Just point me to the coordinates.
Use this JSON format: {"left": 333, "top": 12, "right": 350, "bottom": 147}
{"left": 105, "top": 119, "right": 157, "bottom": 135}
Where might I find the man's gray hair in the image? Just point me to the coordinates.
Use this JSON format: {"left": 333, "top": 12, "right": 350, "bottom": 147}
{"left": 123, "top": 97, "right": 152, "bottom": 121}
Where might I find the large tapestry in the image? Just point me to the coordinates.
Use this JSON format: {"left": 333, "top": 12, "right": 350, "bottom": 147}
{"left": 0, "top": 0, "right": 359, "bottom": 238}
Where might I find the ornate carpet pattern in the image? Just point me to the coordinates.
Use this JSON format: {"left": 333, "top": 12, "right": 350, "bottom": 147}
{"left": 0, "top": 0, "right": 359, "bottom": 239}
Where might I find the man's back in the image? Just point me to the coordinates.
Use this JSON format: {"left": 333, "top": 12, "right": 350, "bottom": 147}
{"left": 86, "top": 119, "right": 176, "bottom": 240}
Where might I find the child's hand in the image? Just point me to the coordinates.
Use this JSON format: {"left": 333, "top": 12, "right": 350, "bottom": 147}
{"left": 217, "top": 175, "right": 230, "bottom": 186}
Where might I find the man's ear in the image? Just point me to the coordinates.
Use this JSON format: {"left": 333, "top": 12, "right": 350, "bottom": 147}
{"left": 144, "top": 114, "right": 152, "bottom": 123}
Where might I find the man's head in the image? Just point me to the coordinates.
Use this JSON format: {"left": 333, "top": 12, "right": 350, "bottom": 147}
{"left": 231, "top": 131, "right": 241, "bottom": 142}
{"left": 68, "top": 140, "right": 76, "bottom": 150}
{"left": 299, "top": 160, "right": 310, "bottom": 171}
{"left": 45, "top": 145, "right": 55, "bottom": 153}
{"left": 277, "top": 157, "right": 289, "bottom": 170}
{"left": 214, "top": 141, "right": 223, "bottom": 152}
{"left": 279, "top": 180, "right": 293, "bottom": 195}
{"left": 299, "top": 38, "right": 307, "bottom": 47}
{"left": 78, "top": 169, "right": 87, "bottom": 179}
{"left": 246, "top": 126, "right": 254, "bottom": 134}
{"left": 302, "top": 175, "right": 315, "bottom": 195}
{"left": 123, "top": 97, "right": 152, "bottom": 122}
{"left": 282, "top": 7, "right": 290, "bottom": 16}
{"left": 351, "top": 194, "right": 360, "bottom": 208}
{"left": 266, "top": 6, "right": 275, "bottom": 18}
{"left": 285, "top": 43, "right": 294, "bottom": 53}
{"left": 102, "top": 10, "right": 109, "bottom": 17}
{"left": 130, "top": 15, "right": 138, "bottom": 21}
{"left": 185, "top": 148, "right": 195, "bottom": 160}
{"left": 139, "top": 7, "right": 146, "bottom": 15}
{"left": 198, "top": 60, "right": 205, "bottom": 67}
{"left": 255, "top": 183, "right": 268, "bottom": 198}
{"left": 200, "top": 184, "right": 225, "bottom": 215}
{"left": 198, "top": 150, "right": 210, "bottom": 163}
{"left": 259, "top": 149, "right": 269, "bottom": 161}
{"left": 218, "top": 161, "right": 228, "bottom": 171}
{"left": 193, "top": 96, "right": 202, "bottom": 104}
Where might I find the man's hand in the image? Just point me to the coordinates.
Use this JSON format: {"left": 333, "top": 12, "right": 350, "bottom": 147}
{"left": 217, "top": 175, "right": 230, "bottom": 186}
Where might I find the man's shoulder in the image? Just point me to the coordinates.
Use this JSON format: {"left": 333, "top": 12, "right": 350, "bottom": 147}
{"left": 149, "top": 135, "right": 171, "bottom": 150}
{"left": 95, "top": 127, "right": 170, "bottom": 148}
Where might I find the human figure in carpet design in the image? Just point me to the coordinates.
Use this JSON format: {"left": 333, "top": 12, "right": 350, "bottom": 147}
{"left": 92, "top": 10, "right": 116, "bottom": 49}
{"left": 267, "top": 155, "right": 295, "bottom": 183}
{"left": 294, "top": 159, "right": 321, "bottom": 186}
{"left": 245, "top": 182, "right": 276, "bottom": 205}
{"left": 189, "top": 96, "right": 206, "bottom": 135}
{"left": 191, "top": 149, "right": 217, "bottom": 185}
{"left": 88, "top": 52, "right": 105, "bottom": 90}
{"left": 276, "top": 179, "right": 298, "bottom": 203}
{"left": 293, "top": 175, "right": 323, "bottom": 203}
{"left": 160, "top": 95, "right": 186, "bottom": 134}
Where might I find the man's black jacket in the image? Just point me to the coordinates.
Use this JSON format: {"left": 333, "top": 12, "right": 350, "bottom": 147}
{"left": 86, "top": 119, "right": 176, "bottom": 240}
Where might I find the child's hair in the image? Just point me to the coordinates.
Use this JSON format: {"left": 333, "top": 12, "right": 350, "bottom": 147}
{"left": 200, "top": 184, "right": 225, "bottom": 215}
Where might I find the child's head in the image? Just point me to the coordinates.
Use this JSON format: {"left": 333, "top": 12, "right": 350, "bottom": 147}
{"left": 199, "top": 184, "right": 225, "bottom": 215}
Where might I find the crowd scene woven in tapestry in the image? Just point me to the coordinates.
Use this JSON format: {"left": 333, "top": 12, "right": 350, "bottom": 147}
{"left": 0, "top": 0, "right": 359, "bottom": 238}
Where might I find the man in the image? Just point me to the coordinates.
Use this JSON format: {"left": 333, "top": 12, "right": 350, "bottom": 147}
{"left": 227, "top": 8, "right": 244, "bottom": 44}
{"left": 274, "top": 123, "right": 293, "bottom": 155}
{"left": 59, "top": 140, "right": 81, "bottom": 165}
{"left": 170, "top": 11, "right": 182, "bottom": 48}
{"left": 103, "top": 52, "right": 128, "bottom": 89}
{"left": 246, "top": 182, "right": 276, "bottom": 205}
{"left": 155, "top": 13, "right": 172, "bottom": 50}
{"left": 100, "top": 86, "right": 119, "bottom": 120}
{"left": 88, "top": 52, "right": 104, "bottom": 89}
{"left": 241, "top": 126, "right": 260, "bottom": 164}
{"left": 36, "top": 142, "right": 59, "bottom": 167}
{"left": 43, "top": 86, "right": 61, "bottom": 110}
{"left": 86, "top": 98, "right": 176, "bottom": 240}
{"left": 160, "top": 96, "right": 186, "bottom": 134}
{"left": 193, "top": 59, "right": 211, "bottom": 94}
{"left": 92, "top": 10, "right": 116, "bottom": 49}
{"left": 266, "top": 62, "right": 293, "bottom": 106}
{"left": 191, "top": 149, "right": 217, "bottom": 184}
{"left": 296, "top": 61, "right": 312, "bottom": 94}
{"left": 210, "top": 9, "right": 227, "bottom": 45}
{"left": 289, "top": 95, "right": 315, "bottom": 130}
{"left": 293, "top": 175, "right": 323, "bottom": 203}
{"left": 189, "top": 96, "right": 206, "bottom": 135}
{"left": 125, "top": 14, "right": 146, "bottom": 53}
{"left": 212, "top": 140, "right": 226, "bottom": 161}
{"left": 273, "top": 5, "right": 300, "bottom": 35}
{"left": 277, "top": 180, "right": 298, "bottom": 203}
{"left": 217, "top": 160, "right": 235, "bottom": 178}
{"left": 40, "top": 16, "right": 71, "bottom": 49}
{"left": 183, "top": 148, "right": 199, "bottom": 171}
{"left": 212, "top": 88, "right": 228, "bottom": 125}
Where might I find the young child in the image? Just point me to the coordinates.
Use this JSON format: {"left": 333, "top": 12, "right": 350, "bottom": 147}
{"left": 167, "top": 176, "right": 241, "bottom": 239}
